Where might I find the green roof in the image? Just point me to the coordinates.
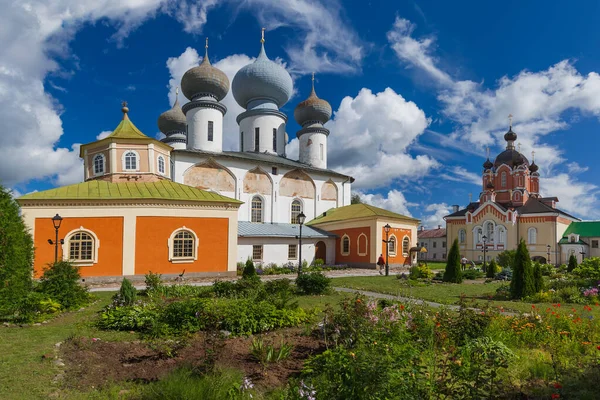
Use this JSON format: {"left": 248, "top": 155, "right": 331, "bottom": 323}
{"left": 17, "top": 180, "right": 241, "bottom": 204}
{"left": 562, "top": 221, "right": 600, "bottom": 238}
{"left": 307, "top": 203, "right": 419, "bottom": 226}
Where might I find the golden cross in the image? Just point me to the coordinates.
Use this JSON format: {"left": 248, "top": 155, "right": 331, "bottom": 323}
{"left": 121, "top": 101, "right": 127, "bottom": 108}
{"left": 508, "top": 113, "right": 513, "bottom": 127}
{"left": 531, "top": 150, "right": 535, "bottom": 161}
{"left": 261, "top": 27, "right": 266, "bottom": 43}
{"left": 175, "top": 86, "right": 179, "bottom": 96}
{"left": 486, "top": 146, "right": 490, "bottom": 158}
{"left": 205, "top": 37, "right": 209, "bottom": 49}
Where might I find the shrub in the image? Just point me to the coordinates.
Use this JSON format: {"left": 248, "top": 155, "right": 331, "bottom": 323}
{"left": 443, "top": 239, "right": 463, "bottom": 283}
{"left": 312, "top": 258, "right": 325, "bottom": 268}
{"left": 296, "top": 272, "right": 331, "bottom": 295}
{"left": 510, "top": 240, "right": 535, "bottom": 299}
{"left": 38, "top": 261, "right": 90, "bottom": 310}
{"left": 533, "top": 263, "right": 544, "bottom": 293}
{"left": 213, "top": 279, "right": 264, "bottom": 299}
{"left": 115, "top": 278, "right": 137, "bottom": 306}
{"left": 486, "top": 259, "right": 498, "bottom": 279}
{"left": 98, "top": 303, "right": 160, "bottom": 331}
{"left": 497, "top": 249, "right": 516, "bottom": 269}
{"left": 250, "top": 337, "right": 294, "bottom": 366}
{"left": 572, "top": 257, "right": 600, "bottom": 280}
{"left": 145, "top": 271, "right": 163, "bottom": 291}
{"left": 409, "top": 264, "right": 434, "bottom": 280}
{"left": 568, "top": 254, "right": 578, "bottom": 272}
{"left": 242, "top": 258, "right": 258, "bottom": 280}
{"left": 0, "top": 185, "right": 34, "bottom": 319}
{"left": 495, "top": 268, "right": 512, "bottom": 281}
{"left": 462, "top": 269, "right": 484, "bottom": 280}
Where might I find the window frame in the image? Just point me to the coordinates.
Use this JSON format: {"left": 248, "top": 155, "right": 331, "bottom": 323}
{"left": 290, "top": 199, "right": 302, "bottom": 224}
{"left": 388, "top": 235, "right": 397, "bottom": 255}
{"left": 240, "top": 131, "right": 244, "bottom": 151}
{"left": 252, "top": 245, "right": 263, "bottom": 261}
{"left": 272, "top": 128, "right": 277, "bottom": 152}
{"left": 208, "top": 121, "right": 214, "bottom": 142}
{"left": 528, "top": 227, "right": 537, "bottom": 245}
{"left": 122, "top": 150, "right": 140, "bottom": 171}
{"left": 592, "top": 240, "right": 599, "bottom": 249}
{"left": 254, "top": 127, "right": 260, "bottom": 151}
{"left": 357, "top": 233, "right": 368, "bottom": 256}
{"left": 341, "top": 234, "right": 350, "bottom": 256}
{"left": 62, "top": 227, "right": 100, "bottom": 267}
{"left": 402, "top": 236, "right": 410, "bottom": 257}
{"left": 501, "top": 171, "right": 507, "bottom": 188}
{"left": 157, "top": 155, "right": 166, "bottom": 175}
{"left": 93, "top": 153, "right": 106, "bottom": 176}
{"left": 251, "top": 196, "right": 264, "bottom": 223}
{"left": 458, "top": 229, "right": 466, "bottom": 244}
{"left": 320, "top": 143, "right": 324, "bottom": 160}
{"left": 288, "top": 244, "right": 298, "bottom": 260}
{"left": 168, "top": 227, "right": 199, "bottom": 263}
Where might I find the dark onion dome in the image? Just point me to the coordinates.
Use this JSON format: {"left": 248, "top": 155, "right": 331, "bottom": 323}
{"left": 232, "top": 40, "right": 293, "bottom": 109}
{"left": 486, "top": 181, "right": 495, "bottom": 189}
{"left": 157, "top": 95, "right": 186, "bottom": 134}
{"left": 529, "top": 162, "right": 539, "bottom": 173}
{"left": 294, "top": 76, "right": 332, "bottom": 126}
{"left": 483, "top": 158, "right": 493, "bottom": 170}
{"left": 504, "top": 127, "right": 517, "bottom": 142}
{"left": 181, "top": 41, "right": 230, "bottom": 101}
{"left": 494, "top": 149, "right": 530, "bottom": 169}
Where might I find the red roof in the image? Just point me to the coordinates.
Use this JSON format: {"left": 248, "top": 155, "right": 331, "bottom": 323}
{"left": 418, "top": 228, "right": 446, "bottom": 239}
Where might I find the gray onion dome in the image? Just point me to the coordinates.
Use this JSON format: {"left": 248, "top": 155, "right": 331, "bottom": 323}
{"left": 294, "top": 78, "right": 332, "bottom": 126}
{"left": 157, "top": 97, "right": 186, "bottom": 133}
{"left": 232, "top": 42, "right": 293, "bottom": 108}
{"left": 181, "top": 44, "right": 230, "bottom": 101}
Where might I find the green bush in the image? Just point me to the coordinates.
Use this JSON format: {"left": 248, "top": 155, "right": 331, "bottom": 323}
{"left": 572, "top": 257, "right": 600, "bottom": 280}
{"left": 409, "top": 264, "right": 434, "bottom": 280}
{"left": 242, "top": 258, "right": 258, "bottom": 280}
{"left": 98, "top": 303, "right": 159, "bottom": 331}
{"left": 296, "top": 272, "right": 331, "bottom": 295}
{"left": 213, "top": 279, "right": 264, "bottom": 299}
{"left": 443, "top": 239, "right": 463, "bottom": 283}
{"left": 250, "top": 338, "right": 294, "bottom": 366}
{"left": 462, "top": 269, "right": 484, "bottom": 280}
{"left": 568, "top": 254, "right": 578, "bottom": 272}
{"left": 0, "top": 185, "right": 35, "bottom": 319}
{"left": 38, "top": 261, "right": 90, "bottom": 310}
{"left": 533, "top": 263, "right": 544, "bottom": 293}
{"left": 486, "top": 259, "right": 498, "bottom": 279}
{"left": 312, "top": 258, "right": 325, "bottom": 268}
{"left": 510, "top": 240, "right": 535, "bottom": 299}
{"left": 145, "top": 271, "right": 163, "bottom": 291}
{"left": 114, "top": 278, "right": 137, "bottom": 306}
{"left": 497, "top": 249, "right": 516, "bottom": 269}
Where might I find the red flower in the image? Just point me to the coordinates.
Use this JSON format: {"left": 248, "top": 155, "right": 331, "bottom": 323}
{"left": 532, "top": 304, "right": 536, "bottom": 309}
{"left": 400, "top": 304, "right": 405, "bottom": 310}
{"left": 596, "top": 345, "right": 600, "bottom": 350}
{"left": 551, "top": 394, "right": 560, "bottom": 399}
{"left": 553, "top": 383, "right": 563, "bottom": 389}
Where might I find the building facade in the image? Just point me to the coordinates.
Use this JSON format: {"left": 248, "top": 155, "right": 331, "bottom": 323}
{"left": 417, "top": 226, "right": 447, "bottom": 262}
{"left": 445, "top": 122, "right": 579, "bottom": 265}
{"left": 559, "top": 222, "right": 600, "bottom": 264}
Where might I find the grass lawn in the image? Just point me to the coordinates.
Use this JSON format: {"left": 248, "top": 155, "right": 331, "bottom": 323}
{"left": 421, "top": 261, "right": 446, "bottom": 271}
{"left": 332, "top": 275, "right": 600, "bottom": 316}
{"left": 0, "top": 290, "right": 349, "bottom": 400}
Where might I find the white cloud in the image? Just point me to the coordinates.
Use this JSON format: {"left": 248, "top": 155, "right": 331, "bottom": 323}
{"left": 541, "top": 174, "right": 600, "bottom": 219}
{"left": 96, "top": 131, "right": 112, "bottom": 140}
{"left": 356, "top": 189, "right": 416, "bottom": 217}
{"left": 324, "top": 87, "right": 435, "bottom": 190}
{"left": 421, "top": 203, "right": 452, "bottom": 229}
{"left": 567, "top": 162, "right": 588, "bottom": 174}
{"left": 440, "top": 166, "right": 481, "bottom": 186}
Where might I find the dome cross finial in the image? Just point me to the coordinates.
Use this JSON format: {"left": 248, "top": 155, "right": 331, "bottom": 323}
{"left": 486, "top": 146, "right": 490, "bottom": 158}
{"left": 531, "top": 150, "right": 535, "bottom": 162}
{"left": 311, "top": 72, "right": 316, "bottom": 95}
{"left": 518, "top": 142, "right": 522, "bottom": 152}
{"left": 508, "top": 113, "right": 513, "bottom": 128}
{"left": 205, "top": 37, "right": 209, "bottom": 49}
{"left": 121, "top": 101, "right": 129, "bottom": 119}
{"left": 261, "top": 27, "right": 266, "bottom": 43}
{"left": 175, "top": 86, "right": 179, "bottom": 96}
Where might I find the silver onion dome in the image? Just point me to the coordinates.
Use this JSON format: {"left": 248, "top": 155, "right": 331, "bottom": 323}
{"left": 294, "top": 75, "right": 332, "bottom": 126}
{"left": 157, "top": 94, "right": 186, "bottom": 133}
{"left": 181, "top": 39, "right": 230, "bottom": 101}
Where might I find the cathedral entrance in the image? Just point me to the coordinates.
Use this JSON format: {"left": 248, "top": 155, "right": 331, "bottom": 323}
{"left": 315, "top": 241, "right": 326, "bottom": 263}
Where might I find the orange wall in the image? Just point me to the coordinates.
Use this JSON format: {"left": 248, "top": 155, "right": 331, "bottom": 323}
{"left": 33, "top": 217, "right": 124, "bottom": 278}
{"left": 135, "top": 216, "right": 229, "bottom": 275}
{"left": 331, "top": 227, "right": 371, "bottom": 264}
{"left": 381, "top": 227, "right": 412, "bottom": 265}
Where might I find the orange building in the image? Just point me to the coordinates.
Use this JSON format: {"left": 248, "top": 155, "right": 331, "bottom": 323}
{"left": 307, "top": 203, "right": 420, "bottom": 268}
{"left": 17, "top": 105, "right": 241, "bottom": 280}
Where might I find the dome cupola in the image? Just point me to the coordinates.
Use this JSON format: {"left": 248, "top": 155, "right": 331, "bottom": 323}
{"left": 294, "top": 74, "right": 332, "bottom": 127}
{"left": 157, "top": 90, "right": 186, "bottom": 134}
{"left": 494, "top": 115, "right": 529, "bottom": 168}
{"left": 483, "top": 158, "right": 493, "bottom": 170}
{"left": 529, "top": 151, "right": 539, "bottom": 172}
{"left": 181, "top": 39, "right": 230, "bottom": 101}
{"left": 232, "top": 30, "right": 293, "bottom": 109}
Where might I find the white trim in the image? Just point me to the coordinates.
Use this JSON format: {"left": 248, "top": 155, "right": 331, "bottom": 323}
{"left": 157, "top": 155, "right": 166, "bottom": 175}
{"left": 250, "top": 194, "right": 265, "bottom": 223}
{"left": 458, "top": 229, "right": 466, "bottom": 244}
{"left": 388, "top": 234, "right": 398, "bottom": 256}
{"left": 528, "top": 227, "right": 537, "bottom": 244}
{"left": 61, "top": 226, "right": 100, "bottom": 267}
{"left": 341, "top": 234, "right": 351, "bottom": 256}
{"left": 290, "top": 198, "right": 303, "bottom": 224}
{"left": 402, "top": 235, "right": 410, "bottom": 257}
{"left": 121, "top": 150, "right": 140, "bottom": 172}
{"left": 148, "top": 144, "right": 155, "bottom": 174}
{"left": 93, "top": 153, "right": 106, "bottom": 176}
{"left": 357, "top": 233, "right": 368, "bottom": 256}
{"left": 167, "top": 226, "right": 199, "bottom": 263}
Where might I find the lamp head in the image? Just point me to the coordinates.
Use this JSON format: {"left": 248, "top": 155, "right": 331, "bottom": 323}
{"left": 384, "top": 223, "right": 391, "bottom": 233}
{"left": 298, "top": 212, "right": 306, "bottom": 225}
{"left": 482, "top": 235, "right": 487, "bottom": 242}
{"left": 52, "top": 213, "right": 63, "bottom": 229}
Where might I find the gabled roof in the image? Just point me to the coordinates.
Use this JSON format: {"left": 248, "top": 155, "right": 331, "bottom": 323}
{"left": 562, "top": 221, "right": 600, "bottom": 238}
{"left": 558, "top": 238, "right": 588, "bottom": 245}
{"left": 418, "top": 228, "right": 446, "bottom": 239}
{"left": 17, "top": 180, "right": 241, "bottom": 204}
{"left": 307, "top": 203, "right": 419, "bottom": 226}
{"left": 445, "top": 198, "right": 579, "bottom": 221}
{"left": 175, "top": 148, "right": 353, "bottom": 181}
{"left": 238, "top": 221, "right": 335, "bottom": 238}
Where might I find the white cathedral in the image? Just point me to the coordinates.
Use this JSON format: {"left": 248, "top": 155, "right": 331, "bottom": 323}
{"left": 157, "top": 35, "right": 353, "bottom": 266}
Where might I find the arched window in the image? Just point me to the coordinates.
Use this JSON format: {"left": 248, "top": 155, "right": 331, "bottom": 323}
{"left": 514, "top": 191, "right": 521, "bottom": 202}
{"left": 158, "top": 156, "right": 165, "bottom": 174}
{"left": 501, "top": 172, "right": 507, "bottom": 188}
{"left": 458, "top": 229, "right": 466, "bottom": 244}
{"left": 251, "top": 196, "right": 263, "bottom": 223}
{"left": 123, "top": 150, "right": 138, "bottom": 171}
{"left": 485, "top": 221, "right": 495, "bottom": 243}
{"left": 93, "top": 154, "right": 105, "bottom": 175}
{"left": 474, "top": 227, "right": 483, "bottom": 244}
{"left": 290, "top": 200, "right": 302, "bottom": 224}
{"left": 402, "top": 236, "right": 410, "bottom": 256}
{"left": 341, "top": 235, "right": 350, "bottom": 255}
{"left": 528, "top": 227, "right": 537, "bottom": 244}
{"left": 68, "top": 232, "right": 94, "bottom": 262}
{"left": 357, "top": 233, "right": 368, "bottom": 256}
{"left": 168, "top": 228, "right": 199, "bottom": 262}
{"left": 498, "top": 227, "right": 506, "bottom": 244}
{"left": 389, "top": 235, "right": 397, "bottom": 255}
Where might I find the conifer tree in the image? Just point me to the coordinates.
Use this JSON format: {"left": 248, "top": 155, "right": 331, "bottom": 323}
{"left": 0, "top": 185, "right": 34, "bottom": 317}
{"left": 243, "top": 258, "right": 257, "bottom": 280}
{"left": 533, "top": 263, "right": 544, "bottom": 293}
{"left": 510, "top": 239, "right": 536, "bottom": 299}
{"left": 486, "top": 259, "right": 497, "bottom": 279}
{"left": 443, "top": 239, "right": 463, "bottom": 283}
{"left": 567, "top": 254, "right": 578, "bottom": 273}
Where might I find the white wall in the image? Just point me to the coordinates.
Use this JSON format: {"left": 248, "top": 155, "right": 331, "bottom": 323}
{"left": 298, "top": 132, "right": 327, "bottom": 169}
{"left": 187, "top": 107, "right": 224, "bottom": 152}
{"left": 238, "top": 237, "right": 336, "bottom": 266}
{"left": 239, "top": 114, "right": 286, "bottom": 156}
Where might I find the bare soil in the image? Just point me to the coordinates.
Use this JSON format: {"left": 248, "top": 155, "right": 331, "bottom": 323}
{"left": 61, "top": 328, "right": 325, "bottom": 390}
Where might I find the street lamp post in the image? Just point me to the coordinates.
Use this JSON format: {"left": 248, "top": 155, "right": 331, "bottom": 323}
{"left": 580, "top": 247, "right": 586, "bottom": 263}
{"left": 48, "top": 214, "right": 63, "bottom": 263}
{"left": 383, "top": 224, "right": 391, "bottom": 276}
{"left": 297, "top": 212, "right": 306, "bottom": 276}
{"left": 482, "top": 235, "right": 488, "bottom": 271}
{"left": 547, "top": 245, "right": 551, "bottom": 265}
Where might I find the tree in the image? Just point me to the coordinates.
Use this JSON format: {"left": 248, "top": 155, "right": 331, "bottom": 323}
{"left": 0, "top": 185, "right": 34, "bottom": 317}
{"left": 497, "top": 250, "right": 516, "bottom": 269}
{"left": 510, "top": 239, "right": 536, "bottom": 299}
{"left": 533, "top": 263, "right": 544, "bottom": 293}
{"left": 443, "top": 239, "right": 463, "bottom": 283}
{"left": 350, "top": 193, "right": 362, "bottom": 204}
{"left": 567, "top": 254, "right": 578, "bottom": 273}
{"left": 486, "top": 259, "right": 497, "bottom": 279}
{"left": 242, "top": 258, "right": 257, "bottom": 280}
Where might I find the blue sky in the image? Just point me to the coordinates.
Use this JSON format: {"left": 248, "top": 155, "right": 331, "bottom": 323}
{"left": 2, "top": 0, "right": 600, "bottom": 227}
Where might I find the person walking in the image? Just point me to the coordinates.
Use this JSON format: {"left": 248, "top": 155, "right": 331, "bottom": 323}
{"left": 377, "top": 254, "right": 385, "bottom": 275}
